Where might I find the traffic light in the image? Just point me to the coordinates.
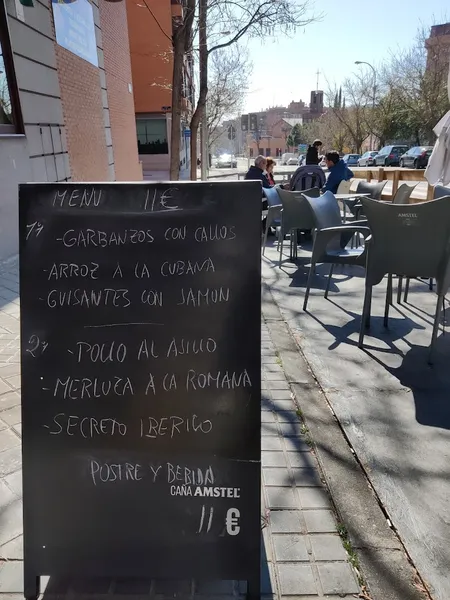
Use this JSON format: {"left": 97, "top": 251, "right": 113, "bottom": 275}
{"left": 241, "top": 114, "right": 249, "bottom": 132}
{"left": 228, "top": 125, "right": 236, "bottom": 141}
{"left": 249, "top": 113, "right": 257, "bottom": 132}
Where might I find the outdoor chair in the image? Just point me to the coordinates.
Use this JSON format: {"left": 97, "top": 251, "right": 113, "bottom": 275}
{"left": 356, "top": 180, "right": 388, "bottom": 200}
{"left": 262, "top": 187, "right": 282, "bottom": 255}
{"left": 358, "top": 196, "right": 450, "bottom": 362}
{"left": 301, "top": 191, "right": 371, "bottom": 310}
{"left": 277, "top": 187, "right": 319, "bottom": 266}
{"left": 343, "top": 180, "right": 388, "bottom": 220}
{"left": 401, "top": 188, "right": 450, "bottom": 302}
{"left": 392, "top": 183, "right": 417, "bottom": 204}
{"left": 350, "top": 180, "right": 389, "bottom": 220}
{"left": 337, "top": 180, "right": 352, "bottom": 195}
{"left": 434, "top": 185, "right": 450, "bottom": 199}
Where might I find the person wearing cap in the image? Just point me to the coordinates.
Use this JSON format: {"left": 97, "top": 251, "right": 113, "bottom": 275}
{"left": 305, "top": 139, "right": 323, "bottom": 165}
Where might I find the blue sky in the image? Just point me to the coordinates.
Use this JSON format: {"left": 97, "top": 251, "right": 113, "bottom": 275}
{"left": 244, "top": 0, "right": 449, "bottom": 112}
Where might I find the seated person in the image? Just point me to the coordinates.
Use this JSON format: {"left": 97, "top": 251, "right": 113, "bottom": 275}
{"left": 265, "top": 157, "right": 276, "bottom": 186}
{"left": 245, "top": 155, "right": 271, "bottom": 188}
{"left": 323, "top": 151, "right": 354, "bottom": 194}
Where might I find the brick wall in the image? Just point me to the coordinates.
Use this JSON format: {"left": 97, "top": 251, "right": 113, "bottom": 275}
{"left": 55, "top": 41, "right": 109, "bottom": 181}
{"left": 99, "top": 0, "right": 142, "bottom": 181}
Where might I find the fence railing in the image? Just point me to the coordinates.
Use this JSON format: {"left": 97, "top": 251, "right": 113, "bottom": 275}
{"left": 238, "top": 167, "right": 440, "bottom": 201}
{"left": 346, "top": 168, "right": 434, "bottom": 201}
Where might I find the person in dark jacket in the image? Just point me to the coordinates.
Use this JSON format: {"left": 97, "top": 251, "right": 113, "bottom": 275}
{"left": 323, "top": 151, "right": 354, "bottom": 194}
{"left": 245, "top": 155, "right": 271, "bottom": 188}
{"left": 305, "top": 139, "right": 323, "bottom": 165}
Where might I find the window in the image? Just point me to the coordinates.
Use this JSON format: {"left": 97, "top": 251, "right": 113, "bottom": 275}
{"left": 136, "top": 118, "right": 168, "bottom": 154}
{"left": 0, "top": 7, "right": 23, "bottom": 133}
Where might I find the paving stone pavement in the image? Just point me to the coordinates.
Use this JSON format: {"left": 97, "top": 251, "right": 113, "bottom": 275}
{"left": 0, "top": 259, "right": 360, "bottom": 599}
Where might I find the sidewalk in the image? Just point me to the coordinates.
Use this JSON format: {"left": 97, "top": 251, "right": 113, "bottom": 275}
{"left": 262, "top": 233, "right": 449, "bottom": 600}
{"left": 0, "top": 258, "right": 362, "bottom": 598}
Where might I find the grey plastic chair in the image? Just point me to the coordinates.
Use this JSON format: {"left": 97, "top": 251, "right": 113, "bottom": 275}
{"left": 401, "top": 185, "right": 448, "bottom": 301}
{"left": 358, "top": 196, "right": 450, "bottom": 362}
{"left": 301, "top": 191, "right": 371, "bottom": 310}
{"left": 262, "top": 187, "right": 282, "bottom": 255}
{"left": 277, "top": 187, "right": 319, "bottom": 266}
{"left": 392, "top": 183, "right": 417, "bottom": 204}
{"left": 356, "top": 180, "right": 387, "bottom": 200}
{"left": 434, "top": 185, "right": 450, "bottom": 199}
{"left": 346, "top": 180, "right": 388, "bottom": 219}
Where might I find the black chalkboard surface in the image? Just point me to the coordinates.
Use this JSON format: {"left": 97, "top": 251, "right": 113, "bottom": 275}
{"left": 19, "top": 181, "right": 261, "bottom": 599}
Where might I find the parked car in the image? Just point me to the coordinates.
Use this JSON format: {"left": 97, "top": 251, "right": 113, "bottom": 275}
{"left": 281, "top": 153, "right": 296, "bottom": 165}
{"left": 357, "top": 151, "right": 378, "bottom": 167}
{"left": 286, "top": 156, "right": 299, "bottom": 165}
{"left": 374, "top": 145, "right": 409, "bottom": 167}
{"left": 399, "top": 146, "right": 434, "bottom": 169}
{"left": 215, "top": 153, "right": 237, "bottom": 168}
{"left": 342, "top": 154, "right": 361, "bottom": 166}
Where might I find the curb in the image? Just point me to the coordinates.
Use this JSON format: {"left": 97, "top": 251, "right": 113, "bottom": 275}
{"left": 261, "top": 282, "right": 431, "bottom": 600}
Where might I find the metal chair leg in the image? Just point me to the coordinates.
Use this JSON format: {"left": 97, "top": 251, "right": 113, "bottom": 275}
{"left": 384, "top": 274, "right": 393, "bottom": 327}
{"left": 429, "top": 293, "right": 445, "bottom": 364}
{"left": 278, "top": 232, "right": 284, "bottom": 267}
{"left": 262, "top": 219, "right": 270, "bottom": 256}
{"left": 303, "top": 261, "right": 316, "bottom": 311}
{"left": 403, "top": 278, "right": 410, "bottom": 303}
{"left": 359, "top": 284, "right": 373, "bottom": 348}
{"left": 324, "top": 264, "right": 334, "bottom": 299}
{"left": 397, "top": 276, "right": 403, "bottom": 304}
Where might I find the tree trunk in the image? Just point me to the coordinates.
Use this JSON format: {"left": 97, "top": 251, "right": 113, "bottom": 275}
{"left": 170, "top": 29, "right": 184, "bottom": 180}
{"left": 190, "top": 0, "right": 208, "bottom": 180}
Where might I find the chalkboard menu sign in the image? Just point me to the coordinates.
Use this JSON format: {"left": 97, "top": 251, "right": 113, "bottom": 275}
{"left": 19, "top": 182, "right": 261, "bottom": 599}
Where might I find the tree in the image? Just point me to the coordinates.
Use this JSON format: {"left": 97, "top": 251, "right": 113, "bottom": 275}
{"left": 328, "top": 78, "right": 370, "bottom": 153}
{"left": 286, "top": 123, "right": 307, "bottom": 149}
{"left": 188, "top": 0, "right": 318, "bottom": 179}
{"left": 383, "top": 26, "right": 450, "bottom": 145}
{"left": 301, "top": 113, "right": 349, "bottom": 153}
{"left": 169, "top": 0, "right": 195, "bottom": 180}
{"left": 206, "top": 46, "right": 252, "bottom": 148}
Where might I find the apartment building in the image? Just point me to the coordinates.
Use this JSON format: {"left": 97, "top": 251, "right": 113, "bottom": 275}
{"left": 126, "top": 0, "right": 194, "bottom": 178}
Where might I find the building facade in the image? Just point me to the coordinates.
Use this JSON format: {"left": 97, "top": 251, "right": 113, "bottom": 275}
{"left": 426, "top": 23, "right": 450, "bottom": 73}
{"left": 242, "top": 92, "right": 325, "bottom": 159}
{"left": 126, "top": 0, "right": 194, "bottom": 178}
{"left": 0, "top": 0, "right": 141, "bottom": 261}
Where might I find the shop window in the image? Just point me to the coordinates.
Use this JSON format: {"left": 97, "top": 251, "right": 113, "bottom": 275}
{"left": 0, "top": 7, "right": 23, "bottom": 133}
{"left": 136, "top": 118, "right": 168, "bottom": 154}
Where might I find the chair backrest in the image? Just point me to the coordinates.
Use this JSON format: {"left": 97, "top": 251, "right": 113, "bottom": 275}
{"left": 356, "top": 180, "right": 387, "bottom": 200}
{"left": 392, "top": 183, "right": 416, "bottom": 205}
{"left": 361, "top": 195, "right": 450, "bottom": 285}
{"left": 289, "top": 165, "right": 326, "bottom": 192}
{"left": 301, "top": 190, "right": 342, "bottom": 231}
{"left": 337, "top": 180, "right": 351, "bottom": 194}
{"left": 434, "top": 185, "right": 450, "bottom": 199}
{"left": 263, "top": 186, "right": 281, "bottom": 207}
{"left": 277, "top": 188, "right": 315, "bottom": 232}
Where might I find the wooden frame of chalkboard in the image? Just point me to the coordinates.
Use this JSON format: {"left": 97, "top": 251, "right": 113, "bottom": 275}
{"left": 19, "top": 181, "right": 262, "bottom": 599}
